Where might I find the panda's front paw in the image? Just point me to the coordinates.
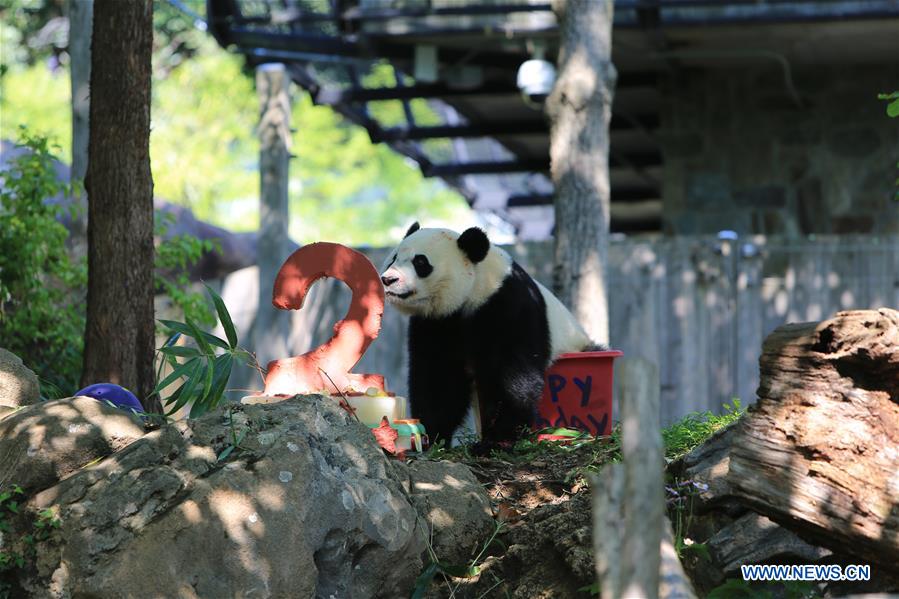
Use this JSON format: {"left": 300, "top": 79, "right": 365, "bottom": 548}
{"left": 470, "top": 439, "right": 513, "bottom": 456}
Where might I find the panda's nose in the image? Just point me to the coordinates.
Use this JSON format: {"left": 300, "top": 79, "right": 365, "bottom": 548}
{"left": 381, "top": 275, "right": 398, "bottom": 287}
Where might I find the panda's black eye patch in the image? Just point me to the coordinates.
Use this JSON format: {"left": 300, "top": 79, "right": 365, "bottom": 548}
{"left": 412, "top": 254, "right": 433, "bottom": 278}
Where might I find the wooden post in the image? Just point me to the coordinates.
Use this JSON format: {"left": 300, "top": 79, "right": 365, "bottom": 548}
{"left": 69, "top": 0, "right": 92, "bottom": 236}
{"left": 546, "top": 0, "right": 616, "bottom": 345}
{"left": 253, "top": 63, "right": 292, "bottom": 367}
{"left": 619, "top": 358, "right": 663, "bottom": 598}
{"left": 593, "top": 358, "right": 693, "bottom": 598}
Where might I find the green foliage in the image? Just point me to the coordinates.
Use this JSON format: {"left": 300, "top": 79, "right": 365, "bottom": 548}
{"left": 413, "top": 520, "right": 505, "bottom": 599}
{"left": 0, "top": 15, "right": 471, "bottom": 248}
{"left": 154, "top": 285, "right": 255, "bottom": 418}
{"left": 154, "top": 213, "right": 217, "bottom": 329}
{"left": 0, "top": 483, "right": 61, "bottom": 598}
{"left": 662, "top": 398, "right": 743, "bottom": 460}
{"left": 217, "top": 405, "right": 250, "bottom": 462}
{"left": 879, "top": 92, "right": 899, "bottom": 201}
{"left": 289, "top": 91, "right": 469, "bottom": 246}
{"left": 0, "top": 129, "right": 224, "bottom": 395}
{"left": 149, "top": 35, "right": 258, "bottom": 222}
{"left": 0, "top": 0, "right": 66, "bottom": 71}
{"left": 878, "top": 91, "right": 899, "bottom": 118}
{"left": 0, "top": 128, "right": 86, "bottom": 394}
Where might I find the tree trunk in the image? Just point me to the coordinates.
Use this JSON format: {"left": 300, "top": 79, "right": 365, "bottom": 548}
{"left": 68, "top": 0, "right": 92, "bottom": 254}
{"left": 81, "top": 0, "right": 158, "bottom": 413}
{"left": 250, "top": 63, "right": 292, "bottom": 371}
{"left": 546, "top": 0, "right": 616, "bottom": 345}
{"left": 68, "top": 0, "right": 92, "bottom": 194}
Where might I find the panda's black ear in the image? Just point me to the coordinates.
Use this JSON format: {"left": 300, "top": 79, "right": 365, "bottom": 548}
{"left": 404, "top": 222, "right": 421, "bottom": 239}
{"left": 457, "top": 227, "right": 490, "bottom": 264}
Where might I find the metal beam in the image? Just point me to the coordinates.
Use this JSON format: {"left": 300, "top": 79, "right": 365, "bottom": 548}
{"left": 376, "top": 114, "right": 659, "bottom": 141}
{"left": 508, "top": 186, "right": 660, "bottom": 207}
{"left": 423, "top": 159, "right": 549, "bottom": 177}
{"left": 376, "top": 121, "right": 545, "bottom": 141}
{"left": 425, "top": 151, "right": 661, "bottom": 176}
{"left": 316, "top": 72, "right": 657, "bottom": 104}
{"left": 341, "top": 2, "right": 552, "bottom": 22}
{"left": 610, "top": 216, "right": 662, "bottom": 234}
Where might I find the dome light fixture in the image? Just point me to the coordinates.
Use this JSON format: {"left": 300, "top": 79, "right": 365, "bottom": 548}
{"left": 516, "top": 41, "right": 556, "bottom": 107}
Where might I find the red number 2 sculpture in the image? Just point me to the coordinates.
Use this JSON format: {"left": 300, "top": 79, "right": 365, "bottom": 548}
{"left": 262, "top": 242, "right": 388, "bottom": 397}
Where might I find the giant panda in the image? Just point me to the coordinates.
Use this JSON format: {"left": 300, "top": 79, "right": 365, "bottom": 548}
{"left": 380, "top": 222, "right": 598, "bottom": 445}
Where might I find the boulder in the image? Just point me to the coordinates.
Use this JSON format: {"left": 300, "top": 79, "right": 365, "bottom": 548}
{"left": 0, "top": 347, "right": 40, "bottom": 408}
{"left": 5, "top": 395, "right": 492, "bottom": 598}
{"left": 404, "top": 459, "right": 494, "bottom": 565}
{"left": 0, "top": 396, "right": 146, "bottom": 495}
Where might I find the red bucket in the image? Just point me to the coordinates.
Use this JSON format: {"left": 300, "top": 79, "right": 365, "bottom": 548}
{"left": 534, "top": 350, "right": 622, "bottom": 437}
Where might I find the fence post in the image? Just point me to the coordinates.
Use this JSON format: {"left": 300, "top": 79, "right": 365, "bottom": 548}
{"left": 253, "top": 63, "right": 292, "bottom": 368}
{"left": 593, "top": 357, "right": 694, "bottom": 597}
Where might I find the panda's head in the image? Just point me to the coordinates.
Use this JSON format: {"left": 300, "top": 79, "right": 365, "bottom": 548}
{"left": 380, "top": 222, "right": 510, "bottom": 317}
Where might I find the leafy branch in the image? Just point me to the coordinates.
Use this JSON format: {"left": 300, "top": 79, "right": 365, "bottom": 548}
{"left": 152, "top": 285, "right": 258, "bottom": 419}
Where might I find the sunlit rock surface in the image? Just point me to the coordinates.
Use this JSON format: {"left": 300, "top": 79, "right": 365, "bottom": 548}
{"left": 0, "top": 347, "right": 41, "bottom": 409}
{"left": 2, "top": 394, "right": 490, "bottom": 598}
{"left": 0, "top": 396, "right": 145, "bottom": 494}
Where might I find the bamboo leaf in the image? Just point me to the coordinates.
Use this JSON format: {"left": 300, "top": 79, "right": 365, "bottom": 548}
{"left": 164, "top": 382, "right": 191, "bottom": 416}
{"left": 158, "top": 319, "right": 229, "bottom": 350}
{"left": 209, "top": 355, "right": 234, "bottom": 408}
{"left": 178, "top": 361, "right": 205, "bottom": 411}
{"left": 186, "top": 316, "right": 214, "bottom": 358}
{"left": 205, "top": 284, "right": 238, "bottom": 349}
{"left": 217, "top": 444, "right": 236, "bottom": 462}
{"left": 411, "top": 562, "right": 439, "bottom": 599}
{"left": 189, "top": 397, "right": 210, "bottom": 419}
{"left": 159, "top": 345, "right": 202, "bottom": 359}
{"left": 154, "top": 357, "right": 199, "bottom": 395}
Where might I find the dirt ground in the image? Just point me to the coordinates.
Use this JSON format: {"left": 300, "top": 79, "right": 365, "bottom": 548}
{"left": 424, "top": 438, "right": 616, "bottom": 598}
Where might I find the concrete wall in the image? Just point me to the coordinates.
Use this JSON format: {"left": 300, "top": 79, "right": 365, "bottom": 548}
{"left": 660, "top": 65, "right": 898, "bottom": 236}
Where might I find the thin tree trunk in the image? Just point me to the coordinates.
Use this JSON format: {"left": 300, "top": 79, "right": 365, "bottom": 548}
{"left": 81, "top": 0, "right": 158, "bottom": 413}
{"left": 68, "top": 0, "right": 92, "bottom": 248}
{"left": 69, "top": 0, "right": 92, "bottom": 191}
{"left": 546, "top": 0, "right": 616, "bottom": 345}
{"left": 251, "top": 63, "right": 292, "bottom": 371}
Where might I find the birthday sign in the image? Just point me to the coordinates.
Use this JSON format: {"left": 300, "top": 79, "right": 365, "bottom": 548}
{"left": 534, "top": 351, "right": 622, "bottom": 437}
{"left": 262, "top": 243, "right": 388, "bottom": 397}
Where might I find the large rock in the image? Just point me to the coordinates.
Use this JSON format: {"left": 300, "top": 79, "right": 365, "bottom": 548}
{"left": 404, "top": 460, "right": 494, "bottom": 565}
{"left": 5, "top": 395, "right": 492, "bottom": 598}
{"left": 0, "top": 396, "right": 146, "bottom": 494}
{"left": 0, "top": 347, "right": 40, "bottom": 408}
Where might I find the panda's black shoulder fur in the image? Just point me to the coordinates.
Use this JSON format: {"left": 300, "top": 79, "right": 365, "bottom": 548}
{"left": 407, "top": 260, "right": 552, "bottom": 445}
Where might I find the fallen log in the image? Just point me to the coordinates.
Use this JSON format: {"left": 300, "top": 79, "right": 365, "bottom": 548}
{"left": 730, "top": 309, "right": 899, "bottom": 567}
{"left": 670, "top": 309, "right": 899, "bottom": 594}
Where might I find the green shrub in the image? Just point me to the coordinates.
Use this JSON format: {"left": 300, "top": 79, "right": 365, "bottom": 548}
{"left": 0, "top": 129, "right": 221, "bottom": 397}
{"left": 0, "top": 128, "right": 86, "bottom": 395}
{"left": 662, "top": 398, "right": 743, "bottom": 460}
{"left": 154, "top": 212, "right": 217, "bottom": 329}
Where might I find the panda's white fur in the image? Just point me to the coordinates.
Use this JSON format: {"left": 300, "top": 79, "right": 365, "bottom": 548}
{"left": 382, "top": 223, "right": 595, "bottom": 444}
{"left": 381, "top": 227, "right": 589, "bottom": 359}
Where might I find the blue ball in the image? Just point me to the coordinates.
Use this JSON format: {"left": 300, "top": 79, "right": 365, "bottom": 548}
{"left": 75, "top": 383, "right": 145, "bottom": 414}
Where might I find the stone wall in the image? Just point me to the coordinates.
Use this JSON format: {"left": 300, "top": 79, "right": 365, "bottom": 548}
{"left": 660, "top": 64, "right": 898, "bottom": 236}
